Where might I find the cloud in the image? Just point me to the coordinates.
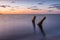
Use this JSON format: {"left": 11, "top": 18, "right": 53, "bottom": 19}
{"left": 0, "top": 4, "right": 20, "bottom": 11}
{"left": 38, "top": 2, "right": 43, "bottom": 5}
{"left": 0, "top": 0, "right": 60, "bottom": 2}
{"left": 49, "top": 6, "right": 55, "bottom": 8}
{"left": 48, "top": 10, "right": 53, "bottom": 12}
{"left": 27, "top": 6, "right": 41, "bottom": 10}
{"left": 31, "top": 8, "right": 39, "bottom": 10}
{"left": 50, "top": 4, "right": 60, "bottom": 9}
{"left": 11, "top": 1, "right": 15, "bottom": 3}
{"left": 0, "top": 5, "right": 11, "bottom": 8}
{"left": 0, "top": 5, "right": 6, "bottom": 8}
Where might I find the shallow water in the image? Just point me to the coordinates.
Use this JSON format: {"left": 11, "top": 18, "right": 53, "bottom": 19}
{"left": 0, "top": 14, "right": 60, "bottom": 40}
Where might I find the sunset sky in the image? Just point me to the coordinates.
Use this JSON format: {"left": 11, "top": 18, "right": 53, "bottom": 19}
{"left": 0, "top": 0, "right": 60, "bottom": 14}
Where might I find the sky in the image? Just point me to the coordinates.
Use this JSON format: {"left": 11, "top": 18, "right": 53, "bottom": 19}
{"left": 0, "top": 0, "right": 60, "bottom": 14}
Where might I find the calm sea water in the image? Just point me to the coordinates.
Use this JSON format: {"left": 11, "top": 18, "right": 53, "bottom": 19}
{"left": 0, "top": 14, "right": 60, "bottom": 40}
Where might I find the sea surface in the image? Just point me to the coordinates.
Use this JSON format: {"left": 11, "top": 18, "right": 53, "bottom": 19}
{"left": 0, "top": 14, "right": 60, "bottom": 40}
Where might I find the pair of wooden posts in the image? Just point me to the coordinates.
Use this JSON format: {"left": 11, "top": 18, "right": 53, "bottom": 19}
{"left": 32, "top": 16, "right": 46, "bottom": 37}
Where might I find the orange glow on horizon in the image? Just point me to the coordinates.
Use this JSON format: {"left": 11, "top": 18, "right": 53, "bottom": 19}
{"left": 0, "top": 8, "right": 48, "bottom": 14}
{"left": 0, "top": 7, "right": 60, "bottom": 14}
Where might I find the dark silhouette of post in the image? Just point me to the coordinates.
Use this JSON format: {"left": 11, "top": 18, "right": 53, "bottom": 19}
{"left": 32, "top": 16, "right": 36, "bottom": 33}
{"left": 37, "top": 16, "right": 46, "bottom": 37}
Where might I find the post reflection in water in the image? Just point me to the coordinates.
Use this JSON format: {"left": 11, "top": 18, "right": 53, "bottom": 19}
{"left": 37, "top": 16, "right": 46, "bottom": 37}
{"left": 32, "top": 16, "right": 36, "bottom": 33}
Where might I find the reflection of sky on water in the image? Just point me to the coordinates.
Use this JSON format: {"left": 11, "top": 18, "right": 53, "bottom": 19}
{"left": 0, "top": 14, "right": 60, "bottom": 40}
